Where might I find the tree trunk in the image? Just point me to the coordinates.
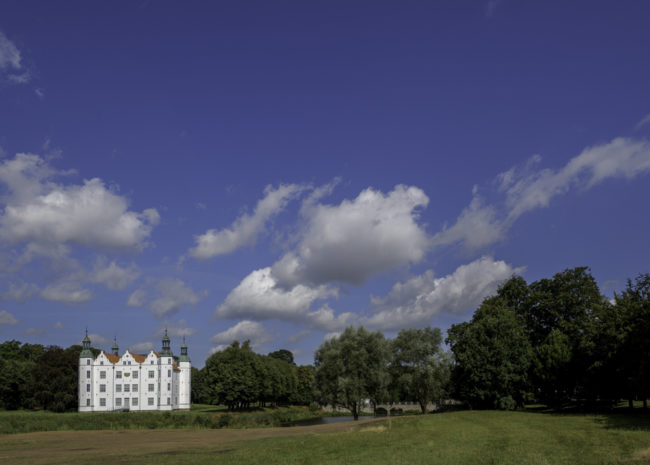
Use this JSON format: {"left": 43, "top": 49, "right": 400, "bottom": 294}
{"left": 629, "top": 398, "right": 634, "bottom": 409}
{"left": 420, "top": 400, "right": 426, "bottom": 414}
{"left": 644, "top": 398, "right": 648, "bottom": 410}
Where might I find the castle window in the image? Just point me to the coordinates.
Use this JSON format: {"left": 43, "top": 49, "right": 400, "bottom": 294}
{"left": 133, "top": 384, "right": 138, "bottom": 392}
{"left": 148, "top": 384, "right": 154, "bottom": 392}
{"left": 116, "top": 384, "right": 122, "bottom": 393}
{"left": 116, "top": 371, "right": 122, "bottom": 379}
{"left": 148, "top": 370, "right": 155, "bottom": 378}
{"left": 167, "top": 383, "right": 170, "bottom": 391}
{"left": 100, "top": 371, "right": 106, "bottom": 379}
{"left": 87, "top": 359, "right": 90, "bottom": 365}
{"left": 86, "top": 384, "right": 90, "bottom": 392}
{"left": 168, "top": 369, "right": 171, "bottom": 377}
{"left": 124, "top": 384, "right": 130, "bottom": 392}
{"left": 86, "top": 399, "right": 90, "bottom": 406}
{"left": 148, "top": 397, "right": 154, "bottom": 406}
{"left": 167, "top": 397, "right": 170, "bottom": 405}
{"left": 116, "top": 398, "right": 122, "bottom": 407}
{"left": 151, "top": 360, "right": 154, "bottom": 364}
{"left": 100, "top": 384, "right": 106, "bottom": 393}
{"left": 133, "top": 371, "right": 139, "bottom": 379}
{"left": 100, "top": 361, "right": 104, "bottom": 365}
{"left": 86, "top": 370, "right": 90, "bottom": 378}
{"left": 132, "top": 398, "right": 138, "bottom": 406}
{"left": 100, "top": 398, "right": 106, "bottom": 407}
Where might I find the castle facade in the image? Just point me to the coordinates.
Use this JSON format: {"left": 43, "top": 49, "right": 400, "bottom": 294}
{"left": 78, "top": 330, "right": 191, "bottom": 412}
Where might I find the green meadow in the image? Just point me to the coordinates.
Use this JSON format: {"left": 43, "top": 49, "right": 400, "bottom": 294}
{"left": 1, "top": 410, "right": 650, "bottom": 464}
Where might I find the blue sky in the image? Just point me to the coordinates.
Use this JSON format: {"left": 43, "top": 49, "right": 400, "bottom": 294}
{"left": 1, "top": 0, "right": 649, "bottom": 366}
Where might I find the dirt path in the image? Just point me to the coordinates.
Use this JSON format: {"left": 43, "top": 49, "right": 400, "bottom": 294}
{"left": 0, "top": 418, "right": 384, "bottom": 464}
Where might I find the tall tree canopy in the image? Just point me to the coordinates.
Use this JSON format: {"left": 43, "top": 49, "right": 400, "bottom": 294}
{"left": 391, "top": 327, "right": 450, "bottom": 413}
{"left": 314, "top": 326, "right": 390, "bottom": 420}
{"left": 447, "top": 297, "right": 532, "bottom": 410}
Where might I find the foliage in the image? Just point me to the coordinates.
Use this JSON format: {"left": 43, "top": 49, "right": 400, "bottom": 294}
{"left": 391, "top": 327, "right": 451, "bottom": 413}
{"left": 314, "top": 326, "right": 391, "bottom": 420}
{"left": 447, "top": 298, "right": 532, "bottom": 409}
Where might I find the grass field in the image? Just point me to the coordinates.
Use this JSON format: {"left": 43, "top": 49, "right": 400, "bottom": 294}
{"left": 0, "top": 404, "right": 328, "bottom": 434}
{"left": 1, "top": 410, "right": 650, "bottom": 464}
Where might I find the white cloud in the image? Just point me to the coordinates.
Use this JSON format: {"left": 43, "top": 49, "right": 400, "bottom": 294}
{"left": 0, "top": 31, "right": 22, "bottom": 70}
{"left": 89, "top": 258, "right": 140, "bottom": 290}
{"left": 129, "top": 342, "right": 154, "bottom": 353}
{"left": 365, "top": 257, "right": 524, "bottom": 331}
{"left": 87, "top": 333, "right": 109, "bottom": 346}
{"left": 485, "top": 0, "right": 504, "bottom": 17}
{"left": 41, "top": 281, "right": 93, "bottom": 304}
{"left": 210, "top": 320, "right": 272, "bottom": 349}
{"left": 323, "top": 331, "right": 341, "bottom": 341}
{"left": 505, "top": 137, "right": 650, "bottom": 221}
{"left": 215, "top": 267, "right": 351, "bottom": 330}
{"left": 129, "top": 278, "right": 205, "bottom": 318}
{"left": 431, "top": 196, "right": 504, "bottom": 251}
{"left": 127, "top": 288, "right": 147, "bottom": 307}
{"left": 272, "top": 184, "right": 430, "bottom": 287}
{"left": 2, "top": 281, "right": 39, "bottom": 302}
{"left": 53, "top": 321, "right": 63, "bottom": 329}
{"left": 0, "top": 154, "right": 160, "bottom": 253}
{"left": 0, "top": 30, "right": 29, "bottom": 84}
{"left": 0, "top": 310, "right": 18, "bottom": 326}
{"left": 436, "top": 137, "right": 650, "bottom": 251}
{"left": 284, "top": 329, "right": 311, "bottom": 345}
{"left": 189, "top": 183, "right": 305, "bottom": 259}
{"left": 156, "top": 319, "right": 198, "bottom": 338}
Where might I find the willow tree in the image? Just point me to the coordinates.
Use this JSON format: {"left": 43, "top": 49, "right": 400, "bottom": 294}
{"left": 314, "top": 326, "right": 390, "bottom": 420}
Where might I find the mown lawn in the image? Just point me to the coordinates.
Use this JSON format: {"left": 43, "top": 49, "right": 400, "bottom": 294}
{"left": 1, "top": 410, "right": 649, "bottom": 464}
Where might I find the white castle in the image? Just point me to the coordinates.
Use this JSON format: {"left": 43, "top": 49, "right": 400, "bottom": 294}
{"left": 78, "top": 329, "right": 191, "bottom": 412}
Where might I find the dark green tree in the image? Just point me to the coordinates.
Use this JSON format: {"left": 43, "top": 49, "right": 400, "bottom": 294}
{"left": 447, "top": 298, "right": 532, "bottom": 409}
{"left": 314, "top": 326, "right": 390, "bottom": 420}
{"left": 203, "top": 341, "right": 261, "bottom": 410}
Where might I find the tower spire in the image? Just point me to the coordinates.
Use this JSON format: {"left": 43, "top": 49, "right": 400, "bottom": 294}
{"left": 80, "top": 328, "right": 93, "bottom": 358}
{"left": 161, "top": 326, "right": 172, "bottom": 356}
{"left": 112, "top": 336, "right": 119, "bottom": 355}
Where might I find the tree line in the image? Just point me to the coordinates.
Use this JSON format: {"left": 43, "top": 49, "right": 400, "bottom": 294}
{"left": 309, "top": 267, "right": 650, "bottom": 415}
{"left": 0, "top": 342, "right": 84, "bottom": 412}
{"left": 1, "top": 267, "right": 647, "bottom": 414}
{"left": 192, "top": 343, "right": 314, "bottom": 410}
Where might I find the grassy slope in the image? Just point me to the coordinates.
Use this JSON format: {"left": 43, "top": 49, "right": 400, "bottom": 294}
{"left": 2, "top": 410, "right": 650, "bottom": 464}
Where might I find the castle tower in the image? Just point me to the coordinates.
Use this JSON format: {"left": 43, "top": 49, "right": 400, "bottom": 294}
{"left": 78, "top": 329, "right": 94, "bottom": 412}
{"left": 178, "top": 336, "right": 191, "bottom": 410}
{"left": 112, "top": 337, "right": 119, "bottom": 355}
{"left": 159, "top": 328, "right": 173, "bottom": 410}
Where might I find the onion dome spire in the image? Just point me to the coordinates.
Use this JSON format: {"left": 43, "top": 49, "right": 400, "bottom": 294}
{"left": 80, "top": 326, "right": 93, "bottom": 359}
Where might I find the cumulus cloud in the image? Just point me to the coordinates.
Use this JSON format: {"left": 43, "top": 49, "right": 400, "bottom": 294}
{"left": 272, "top": 184, "right": 430, "bottom": 287}
{"left": 435, "top": 137, "right": 650, "bottom": 251}
{"left": 0, "top": 154, "right": 160, "bottom": 253}
{"left": 129, "top": 342, "right": 154, "bottom": 353}
{"left": 189, "top": 183, "right": 305, "bottom": 259}
{"left": 129, "top": 279, "right": 205, "bottom": 318}
{"left": 155, "top": 319, "right": 198, "bottom": 338}
{"left": 41, "top": 281, "right": 93, "bottom": 304}
{"left": 215, "top": 267, "right": 353, "bottom": 330}
{"left": 87, "top": 333, "right": 109, "bottom": 346}
{"left": 0, "top": 310, "right": 18, "bottom": 326}
{"left": 365, "top": 257, "right": 524, "bottom": 330}
{"left": 89, "top": 258, "right": 140, "bottom": 290}
{"left": 210, "top": 320, "right": 272, "bottom": 349}
{"left": 127, "top": 288, "right": 147, "bottom": 307}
